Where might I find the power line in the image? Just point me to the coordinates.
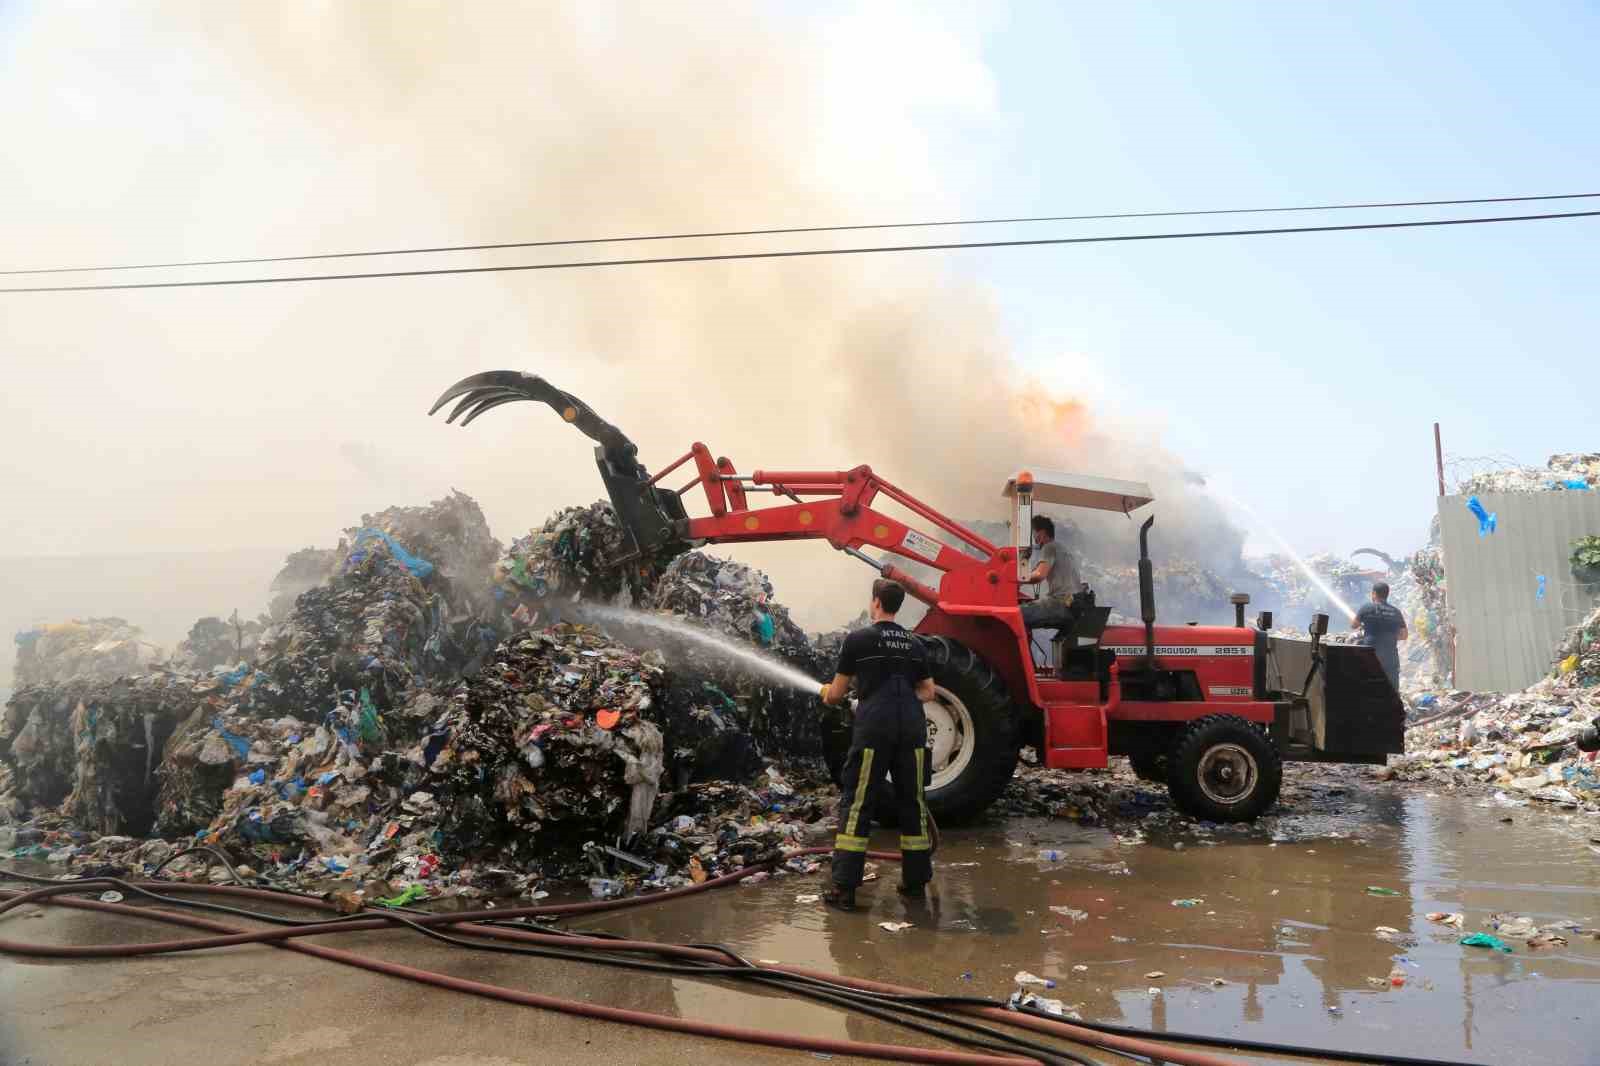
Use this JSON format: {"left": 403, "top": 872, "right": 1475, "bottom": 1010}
{"left": 4, "top": 208, "right": 1596, "bottom": 294}
{"left": 3, "top": 191, "right": 1598, "bottom": 277}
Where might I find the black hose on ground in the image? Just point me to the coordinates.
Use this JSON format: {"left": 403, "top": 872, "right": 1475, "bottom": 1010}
{"left": 0, "top": 870, "right": 1106, "bottom": 1066}
{"left": 0, "top": 864, "right": 1496, "bottom": 1066}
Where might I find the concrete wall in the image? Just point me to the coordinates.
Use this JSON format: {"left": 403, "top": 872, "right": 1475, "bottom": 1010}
{"left": 1438, "top": 491, "right": 1600, "bottom": 692}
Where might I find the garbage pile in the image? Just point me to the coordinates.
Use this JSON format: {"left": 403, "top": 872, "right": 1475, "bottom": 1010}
{"left": 3, "top": 492, "right": 845, "bottom": 900}
{"left": 1458, "top": 453, "right": 1598, "bottom": 495}
{"left": 650, "top": 551, "right": 809, "bottom": 649}
{"left": 495, "top": 502, "right": 663, "bottom": 624}
{"left": 422, "top": 624, "right": 666, "bottom": 862}
{"left": 13, "top": 619, "right": 166, "bottom": 688}
{"left": 1391, "top": 604, "right": 1600, "bottom": 809}
{"left": 1085, "top": 559, "right": 1232, "bottom": 625}
{"left": 249, "top": 492, "right": 504, "bottom": 716}
{"left": 1394, "top": 541, "right": 1454, "bottom": 688}
{"left": 172, "top": 613, "right": 265, "bottom": 672}
{"left": 268, "top": 547, "right": 342, "bottom": 619}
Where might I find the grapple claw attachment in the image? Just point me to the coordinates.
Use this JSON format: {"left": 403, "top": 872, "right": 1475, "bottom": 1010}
{"left": 428, "top": 369, "right": 688, "bottom": 564}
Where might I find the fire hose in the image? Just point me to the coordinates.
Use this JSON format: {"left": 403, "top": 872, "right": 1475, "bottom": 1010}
{"left": 0, "top": 848, "right": 1490, "bottom": 1066}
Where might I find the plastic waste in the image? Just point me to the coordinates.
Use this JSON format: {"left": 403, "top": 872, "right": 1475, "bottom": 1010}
{"left": 348, "top": 527, "right": 434, "bottom": 579}
{"left": 1037, "top": 849, "right": 1065, "bottom": 862}
{"left": 1366, "top": 886, "right": 1403, "bottom": 897}
{"left": 878, "top": 921, "right": 913, "bottom": 933}
{"left": 587, "top": 878, "right": 625, "bottom": 900}
{"left": 1013, "top": 971, "right": 1055, "bottom": 988}
{"left": 1466, "top": 495, "right": 1497, "bottom": 536}
{"left": 376, "top": 884, "right": 431, "bottom": 908}
{"left": 1537, "top": 574, "right": 1547, "bottom": 601}
{"left": 1171, "top": 897, "right": 1203, "bottom": 907}
{"left": 1460, "top": 932, "right": 1513, "bottom": 953}
{"left": 1009, "top": 991, "right": 1072, "bottom": 1017}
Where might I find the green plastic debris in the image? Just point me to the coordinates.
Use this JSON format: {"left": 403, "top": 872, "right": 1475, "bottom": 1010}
{"left": 376, "top": 884, "right": 430, "bottom": 908}
{"left": 357, "top": 687, "right": 386, "bottom": 746}
{"left": 1460, "top": 932, "right": 1513, "bottom": 953}
{"left": 1365, "top": 886, "right": 1403, "bottom": 897}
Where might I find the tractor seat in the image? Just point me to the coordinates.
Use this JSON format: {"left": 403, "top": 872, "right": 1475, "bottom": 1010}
{"left": 1023, "top": 602, "right": 1079, "bottom": 630}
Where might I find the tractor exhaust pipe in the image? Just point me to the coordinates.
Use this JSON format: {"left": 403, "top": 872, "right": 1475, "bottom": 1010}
{"left": 1138, "top": 516, "right": 1156, "bottom": 666}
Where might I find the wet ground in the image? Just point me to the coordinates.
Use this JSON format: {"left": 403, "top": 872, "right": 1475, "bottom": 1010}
{"left": 3, "top": 777, "right": 1598, "bottom": 1066}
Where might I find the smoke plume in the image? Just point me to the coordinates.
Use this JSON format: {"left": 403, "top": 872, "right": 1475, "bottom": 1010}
{"left": 0, "top": 2, "right": 1246, "bottom": 636}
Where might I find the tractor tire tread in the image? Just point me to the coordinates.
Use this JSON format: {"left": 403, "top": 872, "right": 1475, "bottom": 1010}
{"left": 1164, "top": 714, "right": 1283, "bottom": 823}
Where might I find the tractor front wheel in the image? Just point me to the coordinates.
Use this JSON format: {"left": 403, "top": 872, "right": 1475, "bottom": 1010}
{"left": 1165, "top": 714, "right": 1282, "bottom": 822}
{"left": 821, "top": 636, "right": 1020, "bottom": 825}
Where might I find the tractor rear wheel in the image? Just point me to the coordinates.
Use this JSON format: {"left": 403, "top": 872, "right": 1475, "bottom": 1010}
{"left": 821, "top": 636, "right": 1020, "bottom": 825}
{"left": 1165, "top": 714, "right": 1282, "bottom": 822}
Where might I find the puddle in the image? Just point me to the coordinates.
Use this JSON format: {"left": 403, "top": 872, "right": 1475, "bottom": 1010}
{"left": 571, "top": 788, "right": 1600, "bottom": 1064}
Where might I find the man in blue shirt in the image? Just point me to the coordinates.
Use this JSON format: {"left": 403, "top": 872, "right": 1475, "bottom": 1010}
{"left": 1352, "top": 581, "right": 1409, "bottom": 688}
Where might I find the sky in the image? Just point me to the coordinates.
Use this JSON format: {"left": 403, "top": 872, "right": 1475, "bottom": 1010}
{"left": 1, "top": 1, "right": 1596, "bottom": 639}
{"left": 921, "top": 1, "right": 1597, "bottom": 555}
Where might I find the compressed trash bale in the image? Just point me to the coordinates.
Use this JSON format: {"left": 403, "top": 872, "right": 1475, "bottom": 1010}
{"left": 3, "top": 672, "right": 205, "bottom": 834}
{"left": 13, "top": 618, "right": 166, "bottom": 688}
{"left": 1, "top": 688, "right": 80, "bottom": 814}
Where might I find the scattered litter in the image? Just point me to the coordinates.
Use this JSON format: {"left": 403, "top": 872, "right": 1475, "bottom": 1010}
{"left": 1460, "top": 933, "right": 1513, "bottom": 953}
{"left": 1144, "top": 971, "right": 1166, "bottom": 979}
{"left": 1426, "top": 912, "right": 1465, "bottom": 929}
{"left": 1366, "top": 886, "right": 1403, "bottom": 897}
{"left": 878, "top": 921, "right": 913, "bottom": 933}
{"left": 376, "top": 884, "right": 430, "bottom": 908}
{"left": 795, "top": 894, "right": 820, "bottom": 904}
{"left": 1049, "top": 906, "right": 1089, "bottom": 922}
{"left": 1014, "top": 971, "right": 1055, "bottom": 988}
{"left": 1171, "top": 898, "right": 1203, "bottom": 907}
{"left": 97, "top": 890, "right": 123, "bottom": 903}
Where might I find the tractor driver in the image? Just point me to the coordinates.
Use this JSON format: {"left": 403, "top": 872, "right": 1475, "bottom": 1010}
{"left": 817, "top": 578, "right": 937, "bottom": 912}
{"left": 1020, "top": 515, "right": 1082, "bottom": 628}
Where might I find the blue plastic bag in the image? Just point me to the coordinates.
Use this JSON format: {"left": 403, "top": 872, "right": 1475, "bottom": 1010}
{"left": 211, "top": 717, "right": 251, "bottom": 759}
{"left": 1537, "top": 575, "right": 1546, "bottom": 601}
{"left": 347, "top": 527, "right": 434, "bottom": 579}
{"left": 1466, "top": 495, "right": 1497, "bottom": 536}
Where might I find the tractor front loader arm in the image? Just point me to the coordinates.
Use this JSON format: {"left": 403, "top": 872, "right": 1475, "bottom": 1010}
{"left": 429, "top": 370, "right": 1012, "bottom": 605}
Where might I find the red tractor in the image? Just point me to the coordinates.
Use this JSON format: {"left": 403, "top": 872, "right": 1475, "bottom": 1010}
{"left": 433, "top": 371, "right": 1404, "bottom": 823}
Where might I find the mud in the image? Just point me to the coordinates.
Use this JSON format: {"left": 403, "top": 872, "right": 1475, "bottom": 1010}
{"left": 2, "top": 780, "right": 1596, "bottom": 1066}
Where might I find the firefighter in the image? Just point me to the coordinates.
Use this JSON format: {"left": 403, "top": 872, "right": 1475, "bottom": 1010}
{"left": 1351, "top": 580, "right": 1409, "bottom": 688}
{"left": 817, "top": 578, "right": 936, "bottom": 911}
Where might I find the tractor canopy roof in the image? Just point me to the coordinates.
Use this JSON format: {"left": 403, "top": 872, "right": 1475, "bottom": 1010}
{"left": 1001, "top": 469, "right": 1154, "bottom": 514}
